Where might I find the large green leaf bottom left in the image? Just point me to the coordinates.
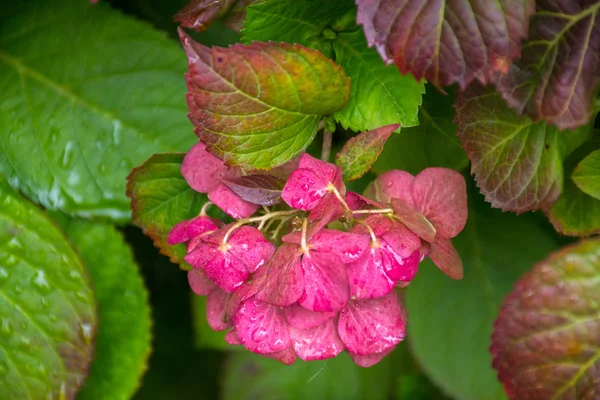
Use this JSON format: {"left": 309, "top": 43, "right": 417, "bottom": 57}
{"left": 0, "top": 0, "right": 195, "bottom": 222}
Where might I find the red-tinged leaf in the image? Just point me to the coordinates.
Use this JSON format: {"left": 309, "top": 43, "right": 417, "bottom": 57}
{"left": 412, "top": 167, "right": 468, "bottom": 239}
{"left": 222, "top": 174, "right": 285, "bottom": 206}
{"left": 223, "top": 0, "right": 260, "bottom": 31}
{"left": 174, "top": 0, "right": 237, "bottom": 31}
{"left": 491, "top": 239, "right": 600, "bottom": 400}
{"left": 494, "top": 1, "right": 600, "bottom": 130}
{"left": 455, "top": 84, "right": 592, "bottom": 213}
{"left": 179, "top": 30, "right": 351, "bottom": 169}
{"left": 391, "top": 198, "right": 436, "bottom": 243}
{"left": 572, "top": 149, "right": 600, "bottom": 201}
{"left": 336, "top": 124, "right": 399, "bottom": 181}
{"left": 429, "top": 237, "right": 463, "bottom": 280}
{"left": 356, "top": 0, "right": 534, "bottom": 89}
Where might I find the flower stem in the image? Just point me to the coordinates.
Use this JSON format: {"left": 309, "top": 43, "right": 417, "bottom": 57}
{"left": 199, "top": 201, "right": 214, "bottom": 216}
{"left": 300, "top": 218, "right": 309, "bottom": 254}
{"left": 221, "top": 210, "right": 300, "bottom": 245}
{"left": 352, "top": 208, "right": 393, "bottom": 215}
{"left": 321, "top": 130, "right": 332, "bottom": 162}
{"left": 328, "top": 184, "right": 352, "bottom": 213}
{"left": 354, "top": 219, "right": 379, "bottom": 247}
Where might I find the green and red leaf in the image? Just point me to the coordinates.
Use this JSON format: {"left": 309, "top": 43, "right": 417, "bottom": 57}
{"left": 572, "top": 149, "right": 600, "bottom": 200}
{"left": 355, "top": 0, "right": 534, "bottom": 89}
{"left": 335, "top": 124, "right": 398, "bottom": 181}
{"left": 494, "top": 1, "right": 600, "bottom": 130}
{"left": 180, "top": 30, "right": 351, "bottom": 169}
{"left": 174, "top": 0, "right": 237, "bottom": 31}
{"left": 491, "top": 239, "right": 600, "bottom": 399}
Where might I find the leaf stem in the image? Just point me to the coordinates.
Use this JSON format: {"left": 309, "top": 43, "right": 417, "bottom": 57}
{"left": 199, "top": 201, "right": 214, "bottom": 216}
{"left": 221, "top": 210, "right": 300, "bottom": 245}
{"left": 321, "top": 130, "right": 332, "bottom": 162}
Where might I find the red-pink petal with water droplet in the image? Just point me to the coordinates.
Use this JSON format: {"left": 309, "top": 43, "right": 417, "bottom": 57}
{"left": 282, "top": 169, "right": 329, "bottom": 211}
{"left": 168, "top": 215, "right": 221, "bottom": 245}
{"left": 225, "top": 329, "right": 241, "bottom": 345}
{"left": 364, "top": 170, "right": 415, "bottom": 206}
{"left": 411, "top": 168, "right": 468, "bottom": 239}
{"left": 227, "top": 226, "right": 275, "bottom": 273}
{"left": 380, "top": 247, "right": 420, "bottom": 282}
{"left": 351, "top": 214, "right": 393, "bottom": 237}
{"left": 346, "top": 192, "right": 386, "bottom": 210}
{"left": 188, "top": 269, "right": 216, "bottom": 295}
{"left": 283, "top": 302, "right": 336, "bottom": 330}
{"left": 290, "top": 318, "right": 345, "bottom": 361}
{"left": 202, "top": 251, "right": 249, "bottom": 293}
{"left": 208, "top": 184, "right": 259, "bottom": 219}
{"left": 347, "top": 247, "right": 396, "bottom": 299}
{"left": 234, "top": 298, "right": 291, "bottom": 354}
{"left": 308, "top": 191, "right": 346, "bottom": 223}
{"left": 381, "top": 222, "right": 421, "bottom": 258}
{"left": 255, "top": 243, "right": 304, "bottom": 307}
{"left": 265, "top": 348, "right": 297, "bottom": 365}
{"left": 310, "top": 229, "right": 369, "bottom": 264}
{"left": 181, "top": 142, "right": 229, "bottom": 193}
{"left": 184, "top": 239, "right": 218, "bottom": 269}
{"left": 299, "top": 251, "right": 349, "bottom": 312}
{"left": 338, "top": 291, "right": 406, "bottom": 355}
{"left": 298, "top": 153, "right": 337, "bottom": 181}
{"left": 347, "top": 347, "right": 395, "bottom": 368}
{"left": 206, "top": 287, "right": 233, "bottom": 330}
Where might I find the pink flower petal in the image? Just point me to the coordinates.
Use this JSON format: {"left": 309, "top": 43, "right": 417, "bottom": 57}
{"left": 347, "top": 347, "right": 395, "bottom": 367}
{"left": 429, "top": 237, "right": 464, "bottom": 279}
{"left": 168, "top": 215, "right": 221, "bottom": 245}
{"left": 390, "top": 198, "right": 436, "bottom": 242}
{"left": 309, "top": 229, "right": 369, "bottom": 264}
{"left": 228, "top": 226, "right": 275, "bottom": 273}
{"left": 265, "top": 348, "right": 297, "bottom": 365}
{"left": 350, "top": 214, "right": 393, "bottom": 237}
{"left": 364, "top": 170, "right": 415, "bottom": 206}
{"left": 380, "top": 247, "right": 420, "bottom": 282}
{"left": 411, "top": 167, "right": 468, "bottom": 239}
{"left": 290, "top": 318, "right": 345, "bottom": 361}
{"left": 299, "top": 251, "right": 349, "bottom": 312}
{"left": 234, "top": 298, "right": 291, "bottom": 354}
{"left": 281, "top": 168, "right": 330, "bottom": 211}
{"left": 206, "top": 287, "right": 232, "bottom": 331}
{"left": 255, "top": 243, "right": 304, "bottom": 307}
{"left": 380, "top": 221, "right": 422, "bottom": 259}
{"left": 347, "top": 247, "right": 396, "bottom": 299}
{"left": 208, "top": 184, "right": 259, "bottom": 219}
{"left": 202, "top": 251, "right": 249, "bottom": 293}
{"left": 346, "top": 192, "right": 387, "bottom": 210}
{"left": 298, "top": 153, "right": 337, "bottom": 181}
{"left": 184, "top": 239, "right": 218, "bottom": 269}
{"left": 308, "top": 191, "right": 346, "bottom": 223}
{"left": 181, "top": 142, "right": 228, "bottom": 193}
{"left": 283, "top": 303, "right": 336, "bottom": 330}
{"left": 225, "top": 329, "right": 241, "bottom": 345}
{"left": 338, "top": 291, "right": 406, "bottom": 355}
{"left": 188, "top": 269, "right": 216, "bottom": 295}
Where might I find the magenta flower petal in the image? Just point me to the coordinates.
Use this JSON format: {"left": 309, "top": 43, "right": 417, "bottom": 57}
{"left": 364, "top": 170, "right": 415, "bottom": 206}
{"left": 380, "top": 247, "right": 420, "bottom": 282}
{"left": 208, "top": 184, "right": 259, "bottom": 219}
{"left": 299, "top": 251, "right": 349, "bottom": 312}
{"left": 411, "top": 167, "right": 468, "bottom": 239}
{"left": 265, "top": 348, "right": 297, "bottom": 365}
{"left": 348, "top": 347, "right": 395, "bottom": 367}
{"left": 181, "top": 142, "right": 228, "bottom": 193}
{"left": 309, "top": 229, "right": 369, "bottom": 264}
{"left": 234, "top": 298, "right": 291, "bottom": 354}
{"left": 203, "top": 251, "right": 249, "bottom": 293}
{"left": 184, "top": 239, "right": 218, "bottom": 269}
{"left": 227, "top": 226, "right": 275, "bottom": 273}
{"left": 345, "top": 192, "right": 386, "bottom": 210}
{"left": 351, "top": 214, "right": 393, "bottom": 237}
{"left": 298, "top": 153, "right": 338, "bottom": 181}
{"left": 255, "top": 243, "right": 304, "bottom": 307}
{"left": 206, "top": 287, "right": 232, "bottom": 331}
{"left": 225, "top": 329, "right": 241, "bottom": 345}
{"left": 282, "top": 168, "right": 330, "bottom": 211}
{"left": 380, "top": 222, "right": 421, "bottom": 259}
{"left": 188, "top": 269, "right": 216, "bottom": 295}
{"left": 338, "top": 291, "right": 406, "bottom": 355}
{"left": 308, "top": 191, "right": 346, "bottom": 223}
{"left": 290, "top": 318, "right": 345, "bottom": 361}
{"left": 168, "top": 215, "right": 221, "bottom": 245}
{"left": 283, "top": 302, "right": 336, "bottom": 330}
{"left": 347, "top": 247, "right": 396, "bottom": 299}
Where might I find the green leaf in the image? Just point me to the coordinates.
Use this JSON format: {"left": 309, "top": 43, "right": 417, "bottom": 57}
{"left": 491, "top": 239, "right": 600, "bottom": 399}
{"left": 546, "top": 176, "right": 600, "bottom": 237}
{"left": 335, "top": 124, "right": 397, "bottom": 181}
{"left": 242, "top": 0, "right": 425, "bottom": 132}
{"left": 405, "top": 184, "right": 558, "bottom": 400}
{"left": 372, "top": 86, "right": 468, "bottom": 175}
{"left": 126, "top": 153, "right": 211, "bottom": 267}
{"left": 332, "top": 29, "right": 424, "bottom": 131}
{"left": 222, "top": 351, "right": 393, "bottom": 400}
{"left": 57, "top": 218, "right": 151, "bottom": 400}
{"left": 0, "top": 177, "right": 96, "bottom": 399}
{"left": 0, "top": 0, "right": 195, "bottom": 222}
{"left": 455, "top": 84, "right": 592, "bottom": 213}
{"left": 191, "top": 294, "right": 235, "bottom": 351}
{"left": 181, "top": 30, "right": 351, "bottom": 169}
{"left": 572, "top": 149, "right": 600, "bottom": 200}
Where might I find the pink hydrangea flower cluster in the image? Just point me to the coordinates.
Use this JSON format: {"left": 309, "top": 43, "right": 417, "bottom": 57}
{"left": 168, "top": 142, "right": 468, "bottom": 367}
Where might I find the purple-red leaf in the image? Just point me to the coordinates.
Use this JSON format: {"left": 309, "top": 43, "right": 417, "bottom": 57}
{"left": 455, "top": 84, "right": 591, "bottom": 213}
{"left": 180, "top": 30, "right": 351, "bottom": 169}
{"left": 222, "top": 174, "right": 285, "bottom": 206}
{"left": 335, "top": 124, "right": 399, "bottom": 181}
{"left": 494, "top": 1, "right": 600, "bottom": 130}
{"left": 491, "top": 239, "right": 600, "bottom": 399}
{"left": 174, "top": 0, "right": 237, "bottom": 31}
{"left": 391, "top": 198, "right": 436, "bottom": 243}
{"left": 356, "top": 0, "right": 534, "bottom": 89}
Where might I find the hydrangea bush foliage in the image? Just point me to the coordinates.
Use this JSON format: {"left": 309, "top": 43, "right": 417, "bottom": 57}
{"left": 2, "top": 0, "right": 600, "bottom": 399}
